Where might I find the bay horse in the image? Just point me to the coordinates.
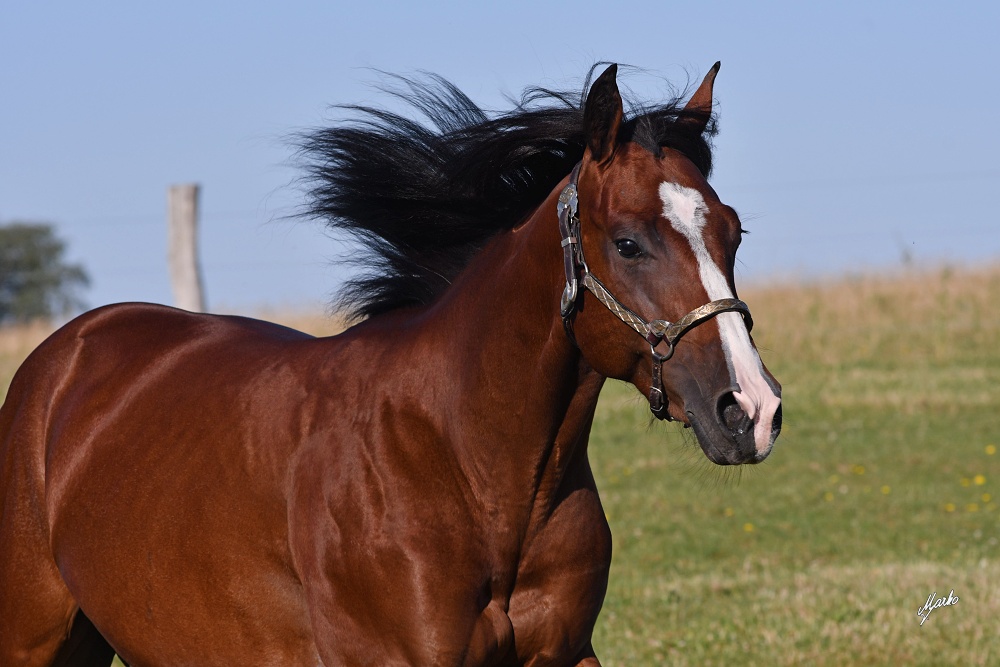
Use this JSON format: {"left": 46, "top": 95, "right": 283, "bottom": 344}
{"left": 0, "top": 63, "right": 781, "bottom": 666}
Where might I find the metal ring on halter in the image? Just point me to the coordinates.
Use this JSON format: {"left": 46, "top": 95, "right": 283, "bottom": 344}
{"left": 646, "top": 320, "right": 675, "bottom": 362}
{"left": 650, "top": 341, "right": 674, "bottom": 364}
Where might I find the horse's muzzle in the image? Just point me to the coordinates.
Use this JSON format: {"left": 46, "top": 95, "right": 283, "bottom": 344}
{"left": 687, "top": 390, "right": 782, "bottom": 465}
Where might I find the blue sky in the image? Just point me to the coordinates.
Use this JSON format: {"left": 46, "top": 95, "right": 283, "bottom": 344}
{"left": 2, "top": 2, "right": 997, "bottom": 312}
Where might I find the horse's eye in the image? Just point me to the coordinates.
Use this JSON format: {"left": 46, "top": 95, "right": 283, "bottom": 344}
{"left": 615, "top": 238, "right": 642, "bottom": 258}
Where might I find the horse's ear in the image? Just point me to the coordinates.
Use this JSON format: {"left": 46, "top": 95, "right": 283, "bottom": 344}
{"left": 583, "top": 64, "right": 623, "bottom": 165}
{"left": 680, "top": 61, "right": 721, "bottom": 134}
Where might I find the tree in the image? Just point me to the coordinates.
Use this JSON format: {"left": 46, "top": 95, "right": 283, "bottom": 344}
{"left": 0, "top": 222, "right": 89, "bottom": 324}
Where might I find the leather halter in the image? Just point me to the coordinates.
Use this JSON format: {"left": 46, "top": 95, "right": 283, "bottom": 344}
{"left": 557, "top": 164, "right": 754, "bottom": 420}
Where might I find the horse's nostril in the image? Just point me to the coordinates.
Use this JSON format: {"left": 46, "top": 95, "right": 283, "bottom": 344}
{"left": 717, "top": 392, "right": 752, "bottom": 437}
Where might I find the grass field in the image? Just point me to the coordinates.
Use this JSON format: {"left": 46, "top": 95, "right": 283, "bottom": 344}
{"left": 2, "top": 266, "right": 998, "bottom": 665}
{"left": 589, "top": 265, "right": 1000, "bottom": 665}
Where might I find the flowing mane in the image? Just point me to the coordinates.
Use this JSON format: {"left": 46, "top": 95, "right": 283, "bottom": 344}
{"left": 297, "top": 67, "right": 719, "bottom": 321}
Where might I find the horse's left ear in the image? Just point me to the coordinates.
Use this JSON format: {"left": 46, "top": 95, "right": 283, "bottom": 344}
{"left": 680, "top": 61, "right": 721, "bottom": 134}
{"left": 583, "top": 64, "right": 624, "bottom": 165}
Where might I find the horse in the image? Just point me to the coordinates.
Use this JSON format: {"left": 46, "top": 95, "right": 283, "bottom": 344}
{"left": 0, "top": 63, "right": 781, "bottom": 666}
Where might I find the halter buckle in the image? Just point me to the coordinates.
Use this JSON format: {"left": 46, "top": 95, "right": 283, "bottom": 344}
{"left": 557, "top": 183, "right": 578, "bottom": 219}
{"left": 560, "top": 279, "right": 578, "bottom": 317}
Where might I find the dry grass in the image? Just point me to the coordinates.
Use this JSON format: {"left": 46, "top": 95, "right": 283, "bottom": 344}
{"left": 0, "top": 320, "right": 56, "bottom": 358}
{"left": 0, "top": 321, "right": 55, "bottom": 402}
{"left": 738, "top": 264, "right": 1000, "bottom": 418}
{"left": 741, "top": 263, "right": 1000, "bottom": 368}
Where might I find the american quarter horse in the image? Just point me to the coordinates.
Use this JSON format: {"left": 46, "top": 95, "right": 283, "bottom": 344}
{"left": 0, "top": 63, "right": 781, "bottom": 666}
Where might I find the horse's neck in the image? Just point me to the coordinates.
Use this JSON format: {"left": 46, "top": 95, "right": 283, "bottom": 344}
{"left": 417, "top": 186, "right": 605, "bottom": 497}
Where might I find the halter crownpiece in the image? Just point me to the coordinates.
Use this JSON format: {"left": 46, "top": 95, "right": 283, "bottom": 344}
{"left": 557, "top": 164, "right": 753, "bottom": 420}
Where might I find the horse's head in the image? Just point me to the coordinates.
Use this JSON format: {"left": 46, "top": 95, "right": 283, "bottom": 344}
{"left": 564, "top": 63, "right": 782, "bottom": 465}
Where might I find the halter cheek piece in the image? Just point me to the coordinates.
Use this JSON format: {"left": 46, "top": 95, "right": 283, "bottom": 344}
{"left": 557, "top": 164, "right": 754, "bottom": 421}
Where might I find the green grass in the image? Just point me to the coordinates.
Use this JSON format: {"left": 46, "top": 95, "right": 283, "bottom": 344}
{"left": 589, "top": 265, "right": 1000, "bottom": 665}
{"left": 5, "top": 266, "right": 1000, "bottom": 665}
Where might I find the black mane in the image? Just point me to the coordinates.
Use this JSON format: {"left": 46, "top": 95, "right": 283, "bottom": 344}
{"left": 297, "top": 67, "right": 718, "bottom": 322}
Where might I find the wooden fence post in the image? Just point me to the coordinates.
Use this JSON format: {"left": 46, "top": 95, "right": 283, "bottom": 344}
{"left": 167, "top": 184, "right": 206, "bottom": 312}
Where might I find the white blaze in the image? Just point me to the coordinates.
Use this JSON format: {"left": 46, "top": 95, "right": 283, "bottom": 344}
{"left": 658, "top": 182, "right": 781, "bottom": 454}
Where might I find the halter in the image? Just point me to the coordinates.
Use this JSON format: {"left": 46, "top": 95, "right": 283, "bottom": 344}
{"left": 557, "top": 164, "right": 754, "bottom": 420}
